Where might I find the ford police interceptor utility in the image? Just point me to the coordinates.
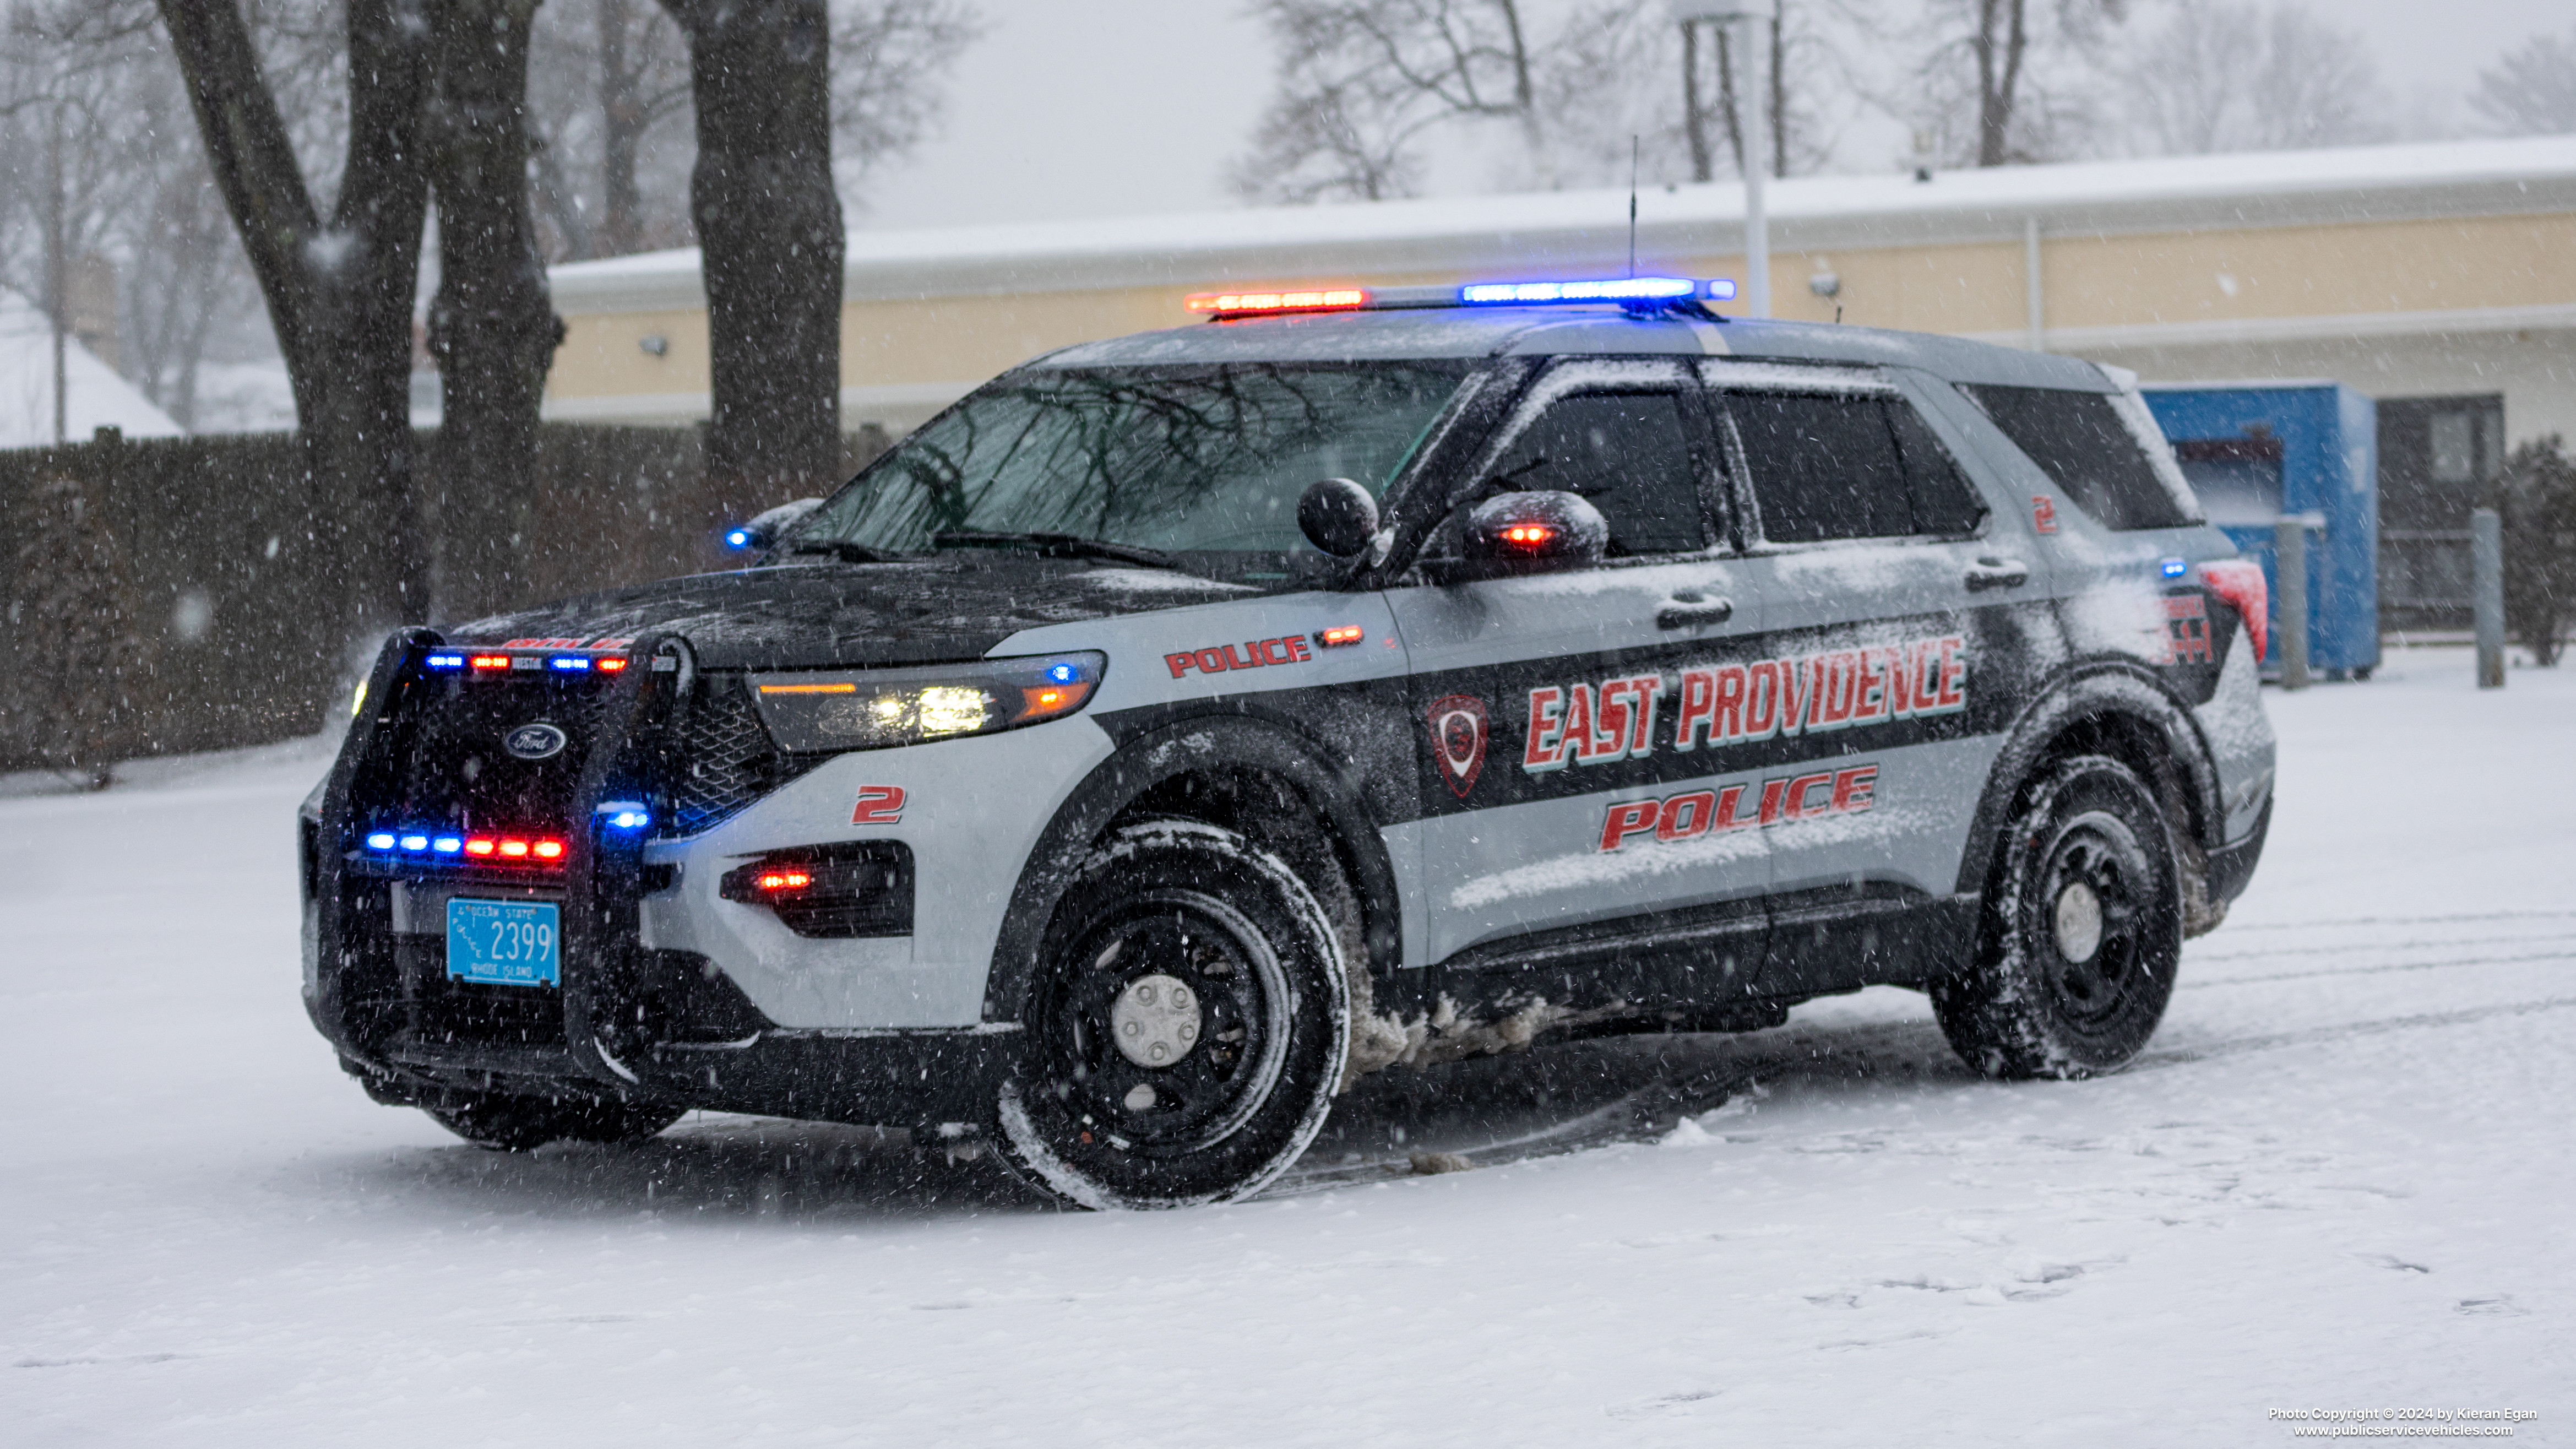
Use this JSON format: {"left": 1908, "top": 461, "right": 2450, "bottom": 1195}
{"left": 302, "top": 275, "right": 2275, "bottom": 1208}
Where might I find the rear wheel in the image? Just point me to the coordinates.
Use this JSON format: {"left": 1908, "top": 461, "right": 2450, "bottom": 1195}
{"left": 995, "top": 821, "right": 1349, "bottom": 1209}
{"left": 1934, "top": 755, "right": 2182, "bottom": 1079}
{"left": 421, "top": 1088, "right": 683, "bottom": 1152}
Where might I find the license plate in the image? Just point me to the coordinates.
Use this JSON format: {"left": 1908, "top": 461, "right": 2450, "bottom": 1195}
{"left": 446, "top": 898, "right": 561, "bottom": 987}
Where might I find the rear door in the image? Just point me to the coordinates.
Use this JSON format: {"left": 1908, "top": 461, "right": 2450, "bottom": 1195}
{"left": 1385, "top": 357, "right": 1770, "bottom": 986}
{"left": 1697, "top": 362, "right": 2044, "bottom": 990}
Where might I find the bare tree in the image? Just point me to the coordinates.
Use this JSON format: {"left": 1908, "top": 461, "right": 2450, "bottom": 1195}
{"left": 157, "top": 0, "right": 441, "bottom": 620}
{"left": 526, "top": 0, "right": 694, "bottom": 261}
{"left": 1896, "top": 0, "right": 2127, "bottom": 167}
{"left": 2469, "top": 25, "right": 2576, "bottom": 137}
{"left": 657, "top": 0, "right": 844, "bottom": 512}
{"left": 428, "top": 0, "right": 566, "bottom": 618}
{"left": 1232, "top": 0, "right": 1555, "bottom": 203}
{"left": 2115, "top": 1, "right": 2389, "bottom": 155}
{"left": 827, "top": 0, "right": 979, "bottom": 204}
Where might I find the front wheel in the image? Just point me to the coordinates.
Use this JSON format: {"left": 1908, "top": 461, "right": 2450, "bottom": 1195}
{"left": 995, "top": 821, "right": 1350, "bottom": 1209}
{"left": 1933, "top": 754, "right": 2183, "bottom": 1079}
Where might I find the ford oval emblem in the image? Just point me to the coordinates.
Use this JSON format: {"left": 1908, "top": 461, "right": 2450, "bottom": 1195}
{"left": 503, "top": 723, "right": 568, "bottom": 761}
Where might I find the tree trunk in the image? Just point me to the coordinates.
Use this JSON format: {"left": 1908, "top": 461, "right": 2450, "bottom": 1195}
{"left": 1768, "top": 14, "right": 1786, "bottom": 179}
{"left": 599, "top": 0, "right": 650, "bottom": 257}
{"left": 428, "top": 0, "right": 567, "bottom": 621}
{"left": 1681, "top": 21, "right": 1710, "bottom": 184}
{"left": 157, "top": 0, "right": 439, "bottom": 634}
{"left": 660, "top": 0, "right": 845, "bottom": 520}
{"left": 1974, "top": 0, "right": 2029, "bottom": 167}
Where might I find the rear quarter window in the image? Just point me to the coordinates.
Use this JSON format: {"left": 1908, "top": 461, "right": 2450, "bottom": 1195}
{"left": 1961, "top": 384, "right": 2200, "bottom": 531}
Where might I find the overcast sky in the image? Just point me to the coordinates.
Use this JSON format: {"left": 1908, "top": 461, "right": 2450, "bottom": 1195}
{"left": 855, "top": 0, "right": 2570, "bottom": 233}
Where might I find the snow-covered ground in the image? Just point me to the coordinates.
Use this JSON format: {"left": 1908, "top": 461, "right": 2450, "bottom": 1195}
{"left": 4, "top": 649, "right": 2567, "bottom": 1446}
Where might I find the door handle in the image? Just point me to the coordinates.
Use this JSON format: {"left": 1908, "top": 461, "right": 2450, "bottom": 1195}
{"left": 1656, "top": 594, "right": 1735, "bottom": 629}
{"left": 1964, "top": 557, "right": 2029, "bottom": 591}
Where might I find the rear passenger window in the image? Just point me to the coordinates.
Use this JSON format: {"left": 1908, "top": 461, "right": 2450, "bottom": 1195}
{"left": 1723, "top": 392, "right": 1987, "bottom": 543}
{"left": 1960, "top": 384, "right": 2197, "bottom": 530}
{"left": 1489, "top": 391, "right": 1710, "bottom": 555}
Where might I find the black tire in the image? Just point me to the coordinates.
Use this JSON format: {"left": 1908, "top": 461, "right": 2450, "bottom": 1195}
{"left": 421, "top": 1087, "right": 683, "bottom": 1152}
{"left": 1933, "top": 754, "right": 2183, "bottom": 1079}
{"left": 994, "top": 821, "right": 1351, "bottom": 1209}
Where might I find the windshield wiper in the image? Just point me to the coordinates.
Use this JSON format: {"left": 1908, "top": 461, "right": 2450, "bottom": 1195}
{"left": 781, "top": 538, "right": 906, "bottom": 565}
{"left": 930, "top": 530, "right": 1185, "bottom": 571}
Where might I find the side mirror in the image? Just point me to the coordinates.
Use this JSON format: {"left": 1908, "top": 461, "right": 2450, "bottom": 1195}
{"left": 725, "top": 497, "right": 824, "bottom": 551}
{"left": 1460, "top": 490, "right": 1608, "bottom": 575}
{"left": 1297, "top": 477, "right": 1379, "bottom": 558}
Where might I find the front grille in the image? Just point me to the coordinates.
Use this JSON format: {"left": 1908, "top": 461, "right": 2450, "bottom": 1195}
{"left": 661, "top": 676, "right": 827, "bottom": 837}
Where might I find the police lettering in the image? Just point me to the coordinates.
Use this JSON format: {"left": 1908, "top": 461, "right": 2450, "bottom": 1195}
{"left": 1599, "top": 764, "right": 1879, "bottom": 851}
{"left": 1165, "top": 634, "right": 1314, "bottom": 679}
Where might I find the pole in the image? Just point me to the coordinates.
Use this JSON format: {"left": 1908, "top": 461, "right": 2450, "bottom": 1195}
{"left": 2472, "top": 506, "right": 2505, "bottom": 689}
{"left": 2024, "top": 216, "right": 2045, "bottom": 352}
{"left": 46, "top": 101, "right": 68, "bottom": 446}
{"left": 1737, "top": 13, "right": 1770, "bottom": 318}
{"left": 2275, "top": 517, "right": 2311, "bottom": 691}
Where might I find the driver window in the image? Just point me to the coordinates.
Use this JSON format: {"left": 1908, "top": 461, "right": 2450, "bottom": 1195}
{"left": 1487, "top": 390, "right": 1711, "bottom": 556}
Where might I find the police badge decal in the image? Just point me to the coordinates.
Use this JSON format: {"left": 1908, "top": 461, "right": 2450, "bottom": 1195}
{"left": 1426, "top": 694, "right": 1489, "bottom": 799}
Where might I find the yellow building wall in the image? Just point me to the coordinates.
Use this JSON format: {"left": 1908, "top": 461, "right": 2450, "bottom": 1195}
{"left": 544, "top": 211, "right": 2576, "bottom": 410}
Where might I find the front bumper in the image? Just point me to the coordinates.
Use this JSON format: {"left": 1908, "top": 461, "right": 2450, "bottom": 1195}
{"left": 302, "top": 629, "right": 1024, "bottom": 1128}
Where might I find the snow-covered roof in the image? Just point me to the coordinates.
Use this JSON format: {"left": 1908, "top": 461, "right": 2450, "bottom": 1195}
{"left": 0, "top": 287, "right": 184, "bottom": 447}
{"left": 551, "top": 135, "right": 2576, "bottom": 314}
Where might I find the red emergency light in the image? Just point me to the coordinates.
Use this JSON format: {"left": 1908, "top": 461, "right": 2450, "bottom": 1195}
{"left": 1184, "top": 287, "right": 1369, "bottom": 318}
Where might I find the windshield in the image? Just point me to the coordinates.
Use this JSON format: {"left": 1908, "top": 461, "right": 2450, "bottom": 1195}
{"left": 787, "top": 361, "right": 1474, "bottom": 580}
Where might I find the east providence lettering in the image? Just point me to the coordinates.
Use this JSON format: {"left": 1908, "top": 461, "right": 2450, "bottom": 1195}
{"left": 1523, "top": 632, "right": 1968, "bottom": 773}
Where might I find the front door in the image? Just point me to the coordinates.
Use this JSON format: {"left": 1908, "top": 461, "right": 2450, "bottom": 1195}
{"left": 1385, "top": 358, "right": 1770, "bottom": 998}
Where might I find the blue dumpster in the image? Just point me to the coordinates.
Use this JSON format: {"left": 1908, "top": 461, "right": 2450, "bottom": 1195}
{"left": 2143, "top": 382, "right": 2380, "bottom": 679}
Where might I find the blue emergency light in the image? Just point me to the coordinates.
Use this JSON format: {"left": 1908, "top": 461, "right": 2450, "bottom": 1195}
{"left": 724, "top": 527, "right": 757, "bottom": 550}
{"left": 425, "top": 653, "right": 465, "bottom": 670}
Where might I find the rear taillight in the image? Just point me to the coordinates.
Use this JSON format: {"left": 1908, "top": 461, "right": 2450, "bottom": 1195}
{"left": 2199, "top": 560, "right": 2269, "bottom": 663}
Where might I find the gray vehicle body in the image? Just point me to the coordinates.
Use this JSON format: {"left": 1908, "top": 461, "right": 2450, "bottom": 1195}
{"left": 303, "top": 304, "right": 2274, "bottom": 1126}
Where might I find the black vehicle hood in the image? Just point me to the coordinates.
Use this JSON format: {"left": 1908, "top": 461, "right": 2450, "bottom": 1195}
{"left": 447, "top": 558, "right": 1259, "bottom": 670}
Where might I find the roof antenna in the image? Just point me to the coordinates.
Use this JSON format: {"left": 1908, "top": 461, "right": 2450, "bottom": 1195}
{"left": 1627, "top": 135, "right": 1640, "bottom": 278}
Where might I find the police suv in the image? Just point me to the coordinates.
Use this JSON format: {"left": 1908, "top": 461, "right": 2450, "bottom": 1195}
{"left": 303, "top": 275, "right": 2275, "bottom": 1208}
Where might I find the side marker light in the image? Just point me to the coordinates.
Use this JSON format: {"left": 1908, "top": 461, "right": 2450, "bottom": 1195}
{"left": 597, "top": 658, "right": 629, "bottom": 673}
{"left": 2161, "top": 557, "right": 2188, "bottom": 579}
{"left": 756, "top": 870, "right": 813, "bottom": 892}
{"left": 1317, "top": 625, "right": 1367, "bottom": 647}
{"left": 1502, "top": 523, "right": 1558, "bottom": 547}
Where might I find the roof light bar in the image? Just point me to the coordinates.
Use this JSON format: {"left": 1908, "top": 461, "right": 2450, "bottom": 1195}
{"left": 1185, "top": 287, "right": 1370, "bottom": 319}
{"left": 1186, "top": 276, "right": 1738, "bottom": 321}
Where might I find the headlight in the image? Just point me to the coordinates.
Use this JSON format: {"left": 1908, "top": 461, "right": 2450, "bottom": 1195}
{"left": 748, "top": 652, "right": 1106, "bottom": 752}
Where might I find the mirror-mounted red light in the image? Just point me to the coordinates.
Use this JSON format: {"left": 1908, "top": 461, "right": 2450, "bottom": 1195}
{"left": 1501, "top": 523, "right": 1558, "bottom": 548}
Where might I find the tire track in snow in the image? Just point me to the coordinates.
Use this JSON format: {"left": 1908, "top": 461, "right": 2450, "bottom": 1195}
{"left": 1282, "top": 991, "right": 2576, "bottom": 1193}
{"left": 2181, "top": 948, "right": 2576, "bottom": 990}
